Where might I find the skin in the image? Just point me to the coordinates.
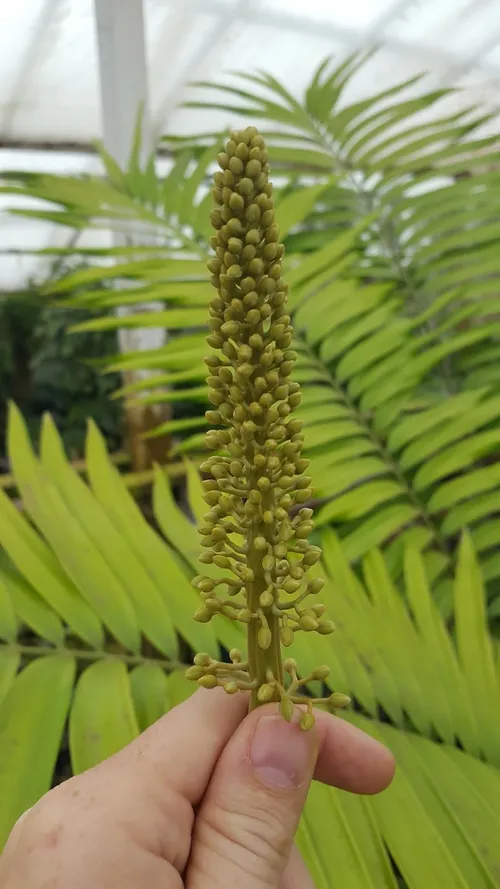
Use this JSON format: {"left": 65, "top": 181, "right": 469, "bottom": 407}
{"left": 0, "top": 688, "right": 395, "bottom": 888}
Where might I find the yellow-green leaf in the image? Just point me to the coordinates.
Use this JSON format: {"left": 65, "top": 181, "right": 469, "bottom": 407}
{"left": 70, "top": 660, "right": 139, "bottom": 774}
{"left": 0, "top": 655, "right": 75, "bottom": 849}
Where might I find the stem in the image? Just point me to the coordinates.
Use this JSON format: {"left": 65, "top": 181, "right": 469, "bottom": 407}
{"left": 247, "top": 488, "right": 284, "bottom": 711}
{"left": 2, "top": 643, "right": 186, "bottom": 671}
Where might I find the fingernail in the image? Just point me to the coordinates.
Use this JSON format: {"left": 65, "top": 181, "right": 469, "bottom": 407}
{"left": 250, "top": 715, "right": 314, "bottom": 789}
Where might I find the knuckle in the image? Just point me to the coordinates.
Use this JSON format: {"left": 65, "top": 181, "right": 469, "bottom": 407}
{"left": 197, "top": 790, "right": 292, "bottom": 882}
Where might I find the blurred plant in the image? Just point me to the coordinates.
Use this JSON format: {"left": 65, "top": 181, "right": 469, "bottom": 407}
{"left": 0, "top": 287, "right": 122, "bottom": 461}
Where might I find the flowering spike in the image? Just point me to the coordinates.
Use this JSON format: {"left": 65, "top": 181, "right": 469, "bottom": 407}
{"left": 186, "top": 127, "right": 348, "bottom": 727}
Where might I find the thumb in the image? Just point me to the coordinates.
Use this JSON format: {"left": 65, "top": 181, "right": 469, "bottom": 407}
{"left": 187, "top": 704, "right": 318, "bottom": 889}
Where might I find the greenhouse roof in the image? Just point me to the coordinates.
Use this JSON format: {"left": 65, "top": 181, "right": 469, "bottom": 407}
{"left": 1, "top": 0, "right": 500, "bottom": 288}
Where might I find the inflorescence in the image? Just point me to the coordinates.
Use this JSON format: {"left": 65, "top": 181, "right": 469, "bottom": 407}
{"left": 186, "top": 126, "right": 350, "bottom": 729}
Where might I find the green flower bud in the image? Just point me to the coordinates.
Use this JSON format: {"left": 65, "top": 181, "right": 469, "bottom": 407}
{"left": 259, "top": 590, "right": 274, "bottom": 608}
{"left": 281, "top": 626, "right": 295, "bottom": 647}
{"left": 299, "top": 615, "right": 319, "bottom": 631}
{"left": 194, "top": 652, "right": 212, "bottom": 667}
{"left": 317, "top": 620, "right": 336, "bottom": 635}
{"left": 199, "top": 674, "right": 218, "bottom": 689}
{"left": 257, "top": 683, "right": 275, "bottom": 702}
{"left": 307, "top": 578, "right": 325, "bottom": 595}
{"left": 311, "top": 665, "right": 330, "bottom": 681}
{"left": 303, "top": 547, "right": 321, "bottom": 567}
{"left": 229, "top": 648, "right": 242, "bottom": 663}
{"left": 280, "top": 696, "right": 294, "bottom": 722}
{"left": 262, "top": 553, "right": 274, "bottom": 572}
{"left": 185, "top": 665, "right": 205, "bottom": 680}
{"left": 300, "top": 712, "right": 315, "bottom": 732}
{"left": 329, "top": 693, "right": 351, "bottom": 709}
{"left": 193, "top": 607, "right": 212, "bottom": 623}
{"left": 258, "top": 627, "right": 272, "bottom": 650}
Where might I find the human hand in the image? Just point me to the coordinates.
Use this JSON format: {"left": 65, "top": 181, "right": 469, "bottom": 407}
{"left": 0, "top": 687, "right": 394, "bottom": 888}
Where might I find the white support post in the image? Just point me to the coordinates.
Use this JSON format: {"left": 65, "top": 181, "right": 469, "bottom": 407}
{"left": 93, "top": 0, "right": 152, "bottom": 166}
{"left": 93, "top": 0, "right": 169, "bottom": 469}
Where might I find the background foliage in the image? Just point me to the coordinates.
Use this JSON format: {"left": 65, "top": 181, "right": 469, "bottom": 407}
{"left": 0, "top": 409, "right": 499, "bottom": 889}
{"left": 0, "top": 285, "right": 122, "bottom": 461}
{"left": 1, "top": 53, "right": 500, "bottom": 887}
{"left": 3, "top": 54, "right": 500, "bottom": 606}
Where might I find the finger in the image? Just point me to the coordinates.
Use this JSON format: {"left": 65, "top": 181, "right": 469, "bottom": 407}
{"left": 110, "top": 686, "right": 248, "bottom": 805}
{"left": 73, "top": 687, "right": 248, "bottom": 872}
{"left": 313, "top": 711, "right": 395, "bottom": 794}
{"left": 280, "top": 844, "right": 315, "bottom": 889}
{"left": 187, "top": 703, "right": 319, "bottom": 889}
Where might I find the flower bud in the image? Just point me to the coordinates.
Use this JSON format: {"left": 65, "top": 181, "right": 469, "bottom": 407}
{"left": 258, "top": 626, "right": 272, "bottom": 650}
{"left": 307, "top": 578, "right": 325, "bottom": 595}
{"left": 194, "top": 652, "right": 212, "bottom": 667}
{"left": 317, "top": 620, "right": 336, "bottom": 635}
{"left": 257, "top": 683, "right": 275, "bottom": 702}
{"left": 259, "top": 590, "right": 274, "bottom": 608}
{"left": 300, "top": 712, "right": 315, "bottom": 732}
{"left": 185, "top": 665, "right": 205, "bottom": 680}
{"left": 329, "top": 693, "right": 351, "bottom": 709}
{"left": 299, "top": 615, "right": 319, "bottom": 631}
{"left": 311, "top": 665, "right": 330, "bottom": 681}
{"left": 281, "top": 626, "right": 294, "bottom": 647}
{"left": 279, "top": 696, "right": 294, "bottom": 722}
{"left": 199, "top": 674, "right": 218, "bottom": 689}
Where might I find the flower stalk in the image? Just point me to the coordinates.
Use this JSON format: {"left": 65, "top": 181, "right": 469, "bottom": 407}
{"left": 186, "top": 127, "right": 349, "bottom": 728}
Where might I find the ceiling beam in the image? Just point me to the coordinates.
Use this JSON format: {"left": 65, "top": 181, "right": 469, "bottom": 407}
{"left": 0, "top": 138, "right": 173, "bottom": 156}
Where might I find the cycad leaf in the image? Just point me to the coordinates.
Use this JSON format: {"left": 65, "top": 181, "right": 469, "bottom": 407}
{"left": 0, "top": 650, "right": 20, "bottom": 708}
{"left": 454, "top": 533, "right": 500, "bottom": 765}
{"left": 70, "top": 661, "right": 139, "bottom": 774}
{"left": 85, "top": 422, "right": 217, "bottom": 658}
{"left": 185, "top": 459, "right": 208, "bottom": 527}
{"left": 407, "top": 735, "right": 500, "bottom": 889}
{"left": 404, "top": 548, "right": 479, "bottom": 755}
{"left": 130, "top": 663, "right": 169, "bottom": 732}
{"left": 275, "top": 180, "right": 336, "bottom": 239}
{"left": 7, "top": 407, "right": 139, "bottom": 654}
{"left": 352, "top": 716, "right": 470, "bottom": 889}
{"left": 0, "top": 656, "right": 75, "bottom": 848}
{"left": 167, "top": 670, "right": 197, "bottom": 708}
{"left": 0, "top": 574, "right": 17, "bottom": 643}
{"left": 0, "top": 467, "right": 102, "bottom": 649}
{"left": 0, "top": 559, "right": 64, "bottom": 647}
{"left": 340, "top": 503, "right": 418, "bottom": 563}
{"left": 301, "top": 781, "right": 382, "bottom": 889}
{"left": 40, "top": 416, "right": 176, "bottom": 657}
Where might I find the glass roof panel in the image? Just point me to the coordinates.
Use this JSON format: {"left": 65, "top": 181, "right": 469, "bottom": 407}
{"left": 0, "top": 0, "right": 499, "bottom": 289}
